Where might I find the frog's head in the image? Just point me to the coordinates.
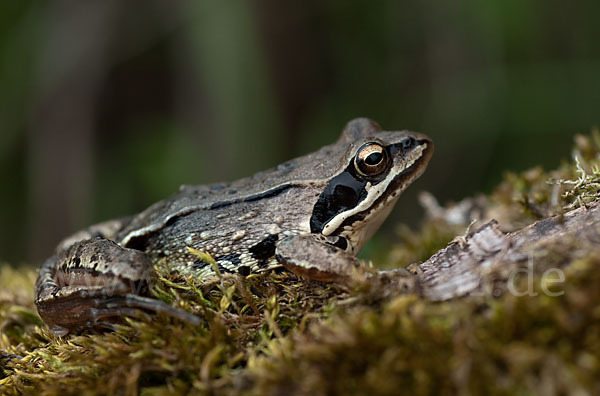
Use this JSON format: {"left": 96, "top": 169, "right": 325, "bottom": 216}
{"left": 309, "top": 118, "right": 433, "bottom": 253}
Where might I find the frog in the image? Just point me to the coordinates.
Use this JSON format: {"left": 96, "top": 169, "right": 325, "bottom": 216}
{"left": 34, "top": 118, "right": 433, "bottom": 335}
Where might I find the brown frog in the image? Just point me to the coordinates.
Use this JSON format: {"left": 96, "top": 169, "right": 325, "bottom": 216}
{"left": 35, "top": 118, "right": 433, "bottom": 335}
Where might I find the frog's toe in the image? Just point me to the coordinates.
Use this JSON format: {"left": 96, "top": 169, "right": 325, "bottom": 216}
{"left": 120, "top": 294, "right": 202, "bottom": 326}
{"left": 87, "top": 295, "right": 202, "bottom": 329}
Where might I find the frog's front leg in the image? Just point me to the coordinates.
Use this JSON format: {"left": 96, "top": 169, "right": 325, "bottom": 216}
{"left": 34, "top": 222, "right": 200, "bottom": 336}
{"left": 275, "top": 235, "right": 363, "bottom": 283}
{"left": 275, "top": 235, "right": 417, "bottom": 294}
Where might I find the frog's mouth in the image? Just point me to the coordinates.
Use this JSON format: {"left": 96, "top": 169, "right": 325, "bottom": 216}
{"left": 310, "top": 138, "right": 433, "bottom": 250}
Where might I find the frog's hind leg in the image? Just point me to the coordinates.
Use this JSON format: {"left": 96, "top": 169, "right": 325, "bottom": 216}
{"left": 34, "top": 237, "right": 201, "bottom": 336}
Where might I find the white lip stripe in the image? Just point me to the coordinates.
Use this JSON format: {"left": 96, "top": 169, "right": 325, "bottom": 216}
{"left": 321, "top": 143, "right": 426, "bottom": 236}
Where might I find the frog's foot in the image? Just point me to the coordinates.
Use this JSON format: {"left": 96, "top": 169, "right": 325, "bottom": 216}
{"left": 34, "top": 238, "right": 201, "bottom": 336}
{"left": 367, "top": 268, "right": 419, "bottom": 298}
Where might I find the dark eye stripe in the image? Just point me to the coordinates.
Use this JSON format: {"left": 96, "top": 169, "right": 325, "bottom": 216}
{"left": 309, "top": 166, "right": 368, "bottom": 234}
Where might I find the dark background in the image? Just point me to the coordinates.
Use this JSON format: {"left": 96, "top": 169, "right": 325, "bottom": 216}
{"left": 1, "top": 1, "right": 599, "bottom": 264}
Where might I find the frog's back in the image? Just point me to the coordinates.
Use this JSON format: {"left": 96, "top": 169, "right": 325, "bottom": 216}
{"left": 117, "top": 139, "right": 350, "bottom": 246}
{"left": 117, "top": 117, "right": 401, "bottom": 248}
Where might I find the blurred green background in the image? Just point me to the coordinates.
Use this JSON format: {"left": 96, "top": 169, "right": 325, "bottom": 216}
{"left": 1, "top": 1, "right": 599, "bottom": 264}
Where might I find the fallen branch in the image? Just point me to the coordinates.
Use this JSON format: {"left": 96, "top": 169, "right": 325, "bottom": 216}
{"left": 416, "top": 201, "right": 600, "bottom": 300}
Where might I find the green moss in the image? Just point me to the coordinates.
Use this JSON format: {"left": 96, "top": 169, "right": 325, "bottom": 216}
{"left": 1, "top": 133, "right": 600, "bottom": 395}
{"left": 244, "top": 253, "right": 600, "bottom": 395}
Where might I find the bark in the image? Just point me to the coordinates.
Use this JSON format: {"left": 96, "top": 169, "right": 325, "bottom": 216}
{"left": 415, "top": 201, "right": 600, "bottom": 300}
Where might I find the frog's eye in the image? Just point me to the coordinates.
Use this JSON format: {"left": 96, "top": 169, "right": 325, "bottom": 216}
{"left": 354, "top": 142, "right": 389, "bottom": 178}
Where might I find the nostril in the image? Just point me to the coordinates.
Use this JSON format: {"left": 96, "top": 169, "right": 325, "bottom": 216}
{"left": 402, "top": 137, "right": 416, "bottom": 150}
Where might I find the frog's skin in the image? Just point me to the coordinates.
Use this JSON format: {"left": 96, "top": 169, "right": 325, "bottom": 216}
{"left": 34, "top": 118, "right": 433, "bottom": 335}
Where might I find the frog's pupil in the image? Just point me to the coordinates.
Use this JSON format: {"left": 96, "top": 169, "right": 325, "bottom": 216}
{"left": 365, "top": 152, "right": 383, "bottom": 166}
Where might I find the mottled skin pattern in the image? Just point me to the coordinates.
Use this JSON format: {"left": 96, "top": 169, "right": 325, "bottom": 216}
{"left": 34, "top": 118, "right": 433, "bottom": 335}
{"left": 139, "top": 187, "right": 319, "bottom": 277}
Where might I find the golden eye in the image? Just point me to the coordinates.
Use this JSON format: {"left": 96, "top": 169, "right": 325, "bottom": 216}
{"left": 354, "top": 143, "right": 389, "bottom": 177}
